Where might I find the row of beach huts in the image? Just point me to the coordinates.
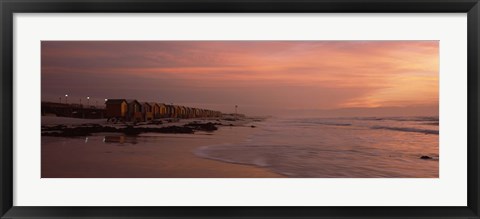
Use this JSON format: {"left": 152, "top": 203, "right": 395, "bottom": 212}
{"left": 105, "top": 99, "right": 222, "bottom": 122}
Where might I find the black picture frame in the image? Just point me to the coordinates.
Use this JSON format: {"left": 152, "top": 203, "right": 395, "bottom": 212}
{"left": 1, "top": 0, "right": 479, "bottom": 218}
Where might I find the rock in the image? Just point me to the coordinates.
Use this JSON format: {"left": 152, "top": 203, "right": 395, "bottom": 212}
{"left": 147, "top": 120, "right": 163, "bottom": 125}
{"left": 184, "top": 122, "right": 218, "bottom": 132}
{"left": 42, "top": 124, "right": 195, "bottom": 137}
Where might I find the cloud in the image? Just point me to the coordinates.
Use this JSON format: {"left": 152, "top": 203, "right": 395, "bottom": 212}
{"left": 41, "top": 41, "right": 438, "bottom": 116}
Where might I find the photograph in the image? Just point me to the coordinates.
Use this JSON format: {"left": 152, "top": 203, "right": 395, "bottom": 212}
{"left": 40, "top": 41, "right": 439, "bottom": 178}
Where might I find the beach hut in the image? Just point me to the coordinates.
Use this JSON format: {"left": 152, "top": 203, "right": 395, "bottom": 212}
{"left": 141, "top": 102, "right": 154, "bottom": 121}
{"left": 181, "top": 106, "right": 188, "bottom": 118}
{"left": 126, "top": 99, "right": 143, "bottom": 122}
{"left": 184, "top": 107, "right": 190, "bottom": 118}
{"left": 175, "top": 106, "right": 183, "bottom": 118}
{"left": 186, "top": 107, "right": 194, "bottom": 118}
{"left": 193, "top": 108, "right": 199, "bottom": 118}
{"left": 174, "top": 105, "right": 183, "bottom": 118}
{"left": 165, "top": 104, "right": 176, "bottom": 118}
{"left": 105, "top": 99, "right": 128, "bottom": 122}
{"left": 158, "top": 103, "right": 167, "bottom": 118}
{"left": 149, "top": 102, "right": 160, "bottom": 119}
{"left": 194, "top": 108, "right": 200, "bottom": 118}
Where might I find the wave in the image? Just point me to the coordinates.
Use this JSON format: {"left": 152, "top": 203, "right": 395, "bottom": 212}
{"left": 313, "top": 122, "right": 352, "bottom": 126}
{"left": 194, "top": 143, "right": 439, "bottom": 178}
{"left": 370, "top": 126, "right": 438, "bottom": 135}
{"left": 294, "top": 120, "right": 352, "bottom": 127}
{"left": 194, "top": 145, "right": 290, "bottom": 176}
{"left": 355, "top": 116, "right": 439, "bottom": 122}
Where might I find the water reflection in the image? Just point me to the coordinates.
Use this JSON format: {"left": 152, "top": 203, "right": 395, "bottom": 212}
{"left": 103, "top": 135, "right": 138, "bottom": 145}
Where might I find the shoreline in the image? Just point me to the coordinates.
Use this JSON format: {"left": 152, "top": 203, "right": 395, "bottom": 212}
{"left": 41, "top": 116, "right": 258, "bottom": 137}
{"left": 41, "top": 116, "right": 284, "bottom": 178}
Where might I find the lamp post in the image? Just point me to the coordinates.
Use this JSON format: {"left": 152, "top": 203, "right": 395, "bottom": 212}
{"left": 80, "top": 99, "right": 84, "bottom": 118}
{"left": 87, "top": 96, "right": 90, "bottom": 107}
{"left": 235, "top": 105, "right": 238, "bottom": 120}
{"left": 65, "top": 94, "right": 68, "bottom": 104}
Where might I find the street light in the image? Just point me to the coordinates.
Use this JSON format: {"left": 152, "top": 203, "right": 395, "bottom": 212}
{"left": 87, "top": 96, "right": 90, "bottom": 107}
{"left": 235, "top": 105, "right": 238, "bottom": 120}
{"left": 65, "top": 94, "right": 68, "bottom": 104}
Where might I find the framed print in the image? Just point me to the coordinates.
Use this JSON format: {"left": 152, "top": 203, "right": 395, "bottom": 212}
{"left": 1, "top": 0, "right": 479, "bottom": 218}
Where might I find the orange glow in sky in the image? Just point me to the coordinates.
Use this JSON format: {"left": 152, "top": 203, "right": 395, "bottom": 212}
{"left": 42, "top": 41, "right": 438, "bottom": 117}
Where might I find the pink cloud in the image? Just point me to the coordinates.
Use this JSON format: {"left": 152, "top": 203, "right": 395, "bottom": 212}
{"left": 41, "top": 41, "right": 438, "bottom": 116}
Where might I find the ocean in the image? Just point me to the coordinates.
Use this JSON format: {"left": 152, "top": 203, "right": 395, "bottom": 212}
{"left": 195, "top": 116, "right": 439, "bottom": 178}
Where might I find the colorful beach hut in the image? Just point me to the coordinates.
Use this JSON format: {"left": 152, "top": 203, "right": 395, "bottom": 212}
{"left": 105, "top": 99, "right": 128, "bottom": 122}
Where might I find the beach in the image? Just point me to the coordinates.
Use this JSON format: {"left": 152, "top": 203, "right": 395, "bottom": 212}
{"left": 41, "top": 116, "right": 283, "bottom": 178}
{"left": 197, "top": 116, "right": 439, "bottom": 178}
{"left": 41, "top": 115, "right": 439, "bottom": 178}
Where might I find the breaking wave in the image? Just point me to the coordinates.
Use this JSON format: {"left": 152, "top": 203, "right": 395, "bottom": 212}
{"left": 370, "top": 126, "right": 438, "bottom": 135}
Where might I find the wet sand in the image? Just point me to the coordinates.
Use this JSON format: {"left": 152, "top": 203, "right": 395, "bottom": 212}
{"left": 41, "top": 125, "right": 284, "bottom": 178}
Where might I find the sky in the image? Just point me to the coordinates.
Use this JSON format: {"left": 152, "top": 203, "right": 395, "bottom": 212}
{"left": 41, "top": 41, "right": 439, "bottom": 117}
